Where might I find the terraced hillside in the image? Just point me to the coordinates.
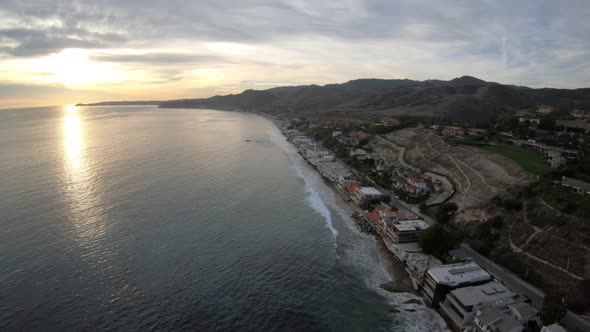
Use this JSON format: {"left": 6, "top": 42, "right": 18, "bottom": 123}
{"left": 372, "top": 128, "right": 534, "bottom": 208}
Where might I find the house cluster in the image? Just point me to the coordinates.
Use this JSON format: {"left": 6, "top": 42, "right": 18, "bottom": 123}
{"left": 510, "top": 139, "right": 581, "bottom": 168}
{"left": 570, "top": 109, "right": 588, "bottom": 119}
{"left": 285, "top": 129, "right": 354, "bottom": 182}
{"left": 362, "top": 202, "right": 433, "bottom": 262}
{"left": 284, "top": 128, "right": 386, "bottom": 207}
{"left": 360, "top": 201, "right": 556, "bottom": 332}
{"left": 437, "top": 125, "right": 486, "bottom": 138}
{"left": 392, "top": 170, "right": 441, "bottom": 196}
{"left": 282, "top": 122, "right": 572, "bottom": 332}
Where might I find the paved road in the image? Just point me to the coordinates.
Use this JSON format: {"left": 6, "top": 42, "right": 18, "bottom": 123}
{"left": 450, "top": 244, "right": 545, "bottom": 310}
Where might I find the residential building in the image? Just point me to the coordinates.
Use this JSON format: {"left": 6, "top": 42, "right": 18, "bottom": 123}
{"left": 405, "top": 254, "right": 442, "bottom": 290}
{"left": 468, "top": 128, "right": 487, "bottom": 136}
{"left": 350, "top": 148, "right": 368, "bottom": 159}
{"left": 351, "top": 186, "right": 384, "bottom": 206}
{"left": 292, "top": 136, "right": 312, "bottom": 145}
{"left": 421, "top": 262, "right": 493, "bottom": 307}
{"left": 561, "top": 176, "right": 590, "bottom": 195}
{"left": 407, "top": 176, "right": 428, "bottom": 192}
{"left": 472, "top": 302, "right": 541, "bottom": 332}
{"left": 541, "top": 323, "right": 568, "bottom": 332}
{"left": 545, "top": 149, "right": 579, "bottom": 168}
{"left": 571, "top": 109, "right": 588, "bottom": 119}
{"left": 472, "top": 307, "right": 523, "bottom": 332}
{"left": 518, "top": 117, "right": 541, "bottom": 126}
{"left": 398, "top": 210, "right": 419, "bottom": 221}
{"left": 344, "top": 181, "right": 361, "bottom": 195}
{"left": 510, "top": 139, "right": 580, "bottom": 167}
{"left": 441, "top": 126, "right": 465, "bottom": 137}
{"left": 317, "top": 161, "right": 352, "bottom": 182}
{"left": 439, "top": 282, "right": 519, "bottom": 330}
{"left": 374, "top": 204, "right": 397, "bottom": 222}
{"left": 384, "top": 219, "right": 429, "bottom": 244}
{"left": 537, "top": 105, "right": 555, "bottom": 114}
{"left": 305, "top": 148, "right": 330, "bottom": 159}
{"left": 364, "top": 211, "right": 383, "bottom": 233}
{"left": 337, "top": 175, "right": 358, "bottom": 190}
{"left": 384, "top": 240, "right": 422, "bottom": 262}
{"left": 331, "top": 130, "right": 342, "bottom": 137}
{"left": 321, "top": 154, "right": 335, "bottom": 162}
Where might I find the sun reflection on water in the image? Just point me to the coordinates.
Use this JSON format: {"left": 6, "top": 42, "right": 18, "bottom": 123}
{"left": 64, "top": 107, "right": 83, "bottom": 172}
{"left": 62, "top": 105, "right": 109, "bottom": 252}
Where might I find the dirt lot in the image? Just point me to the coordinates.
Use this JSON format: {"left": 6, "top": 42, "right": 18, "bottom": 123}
{"left": 372, "top": 128, "right": 534, "bottom": 208}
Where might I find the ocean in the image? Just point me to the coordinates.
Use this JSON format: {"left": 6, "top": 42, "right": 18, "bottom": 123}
{"left": 0, "top": 105, "right": 446, "bottom": 331}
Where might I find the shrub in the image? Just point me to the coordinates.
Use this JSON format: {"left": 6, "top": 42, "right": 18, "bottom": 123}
{"left": 418, "top": 224, "right": 463, "bottom": 258}
{"left": 490, "top": 215, "right": 504, "bottom": 229}
{"left": 435, "top": 202, "right": 459, "bottom": 224}
{"left": 502, "top": 199, "right": 523, "bottom": 211}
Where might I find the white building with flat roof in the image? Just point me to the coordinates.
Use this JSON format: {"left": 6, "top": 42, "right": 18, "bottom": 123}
{"left": 422, "top": 262, "right": 493, "bottom": 307}
{"left": 439, "top": 282, "right": 519, "bottom": 330}
{"left": 317, "top": 161, "right": 352, "bottom": 182}
{"left": 384, "top": 219, "right": 429, "bottom": 244}
{"left": 351, "top": 186, "right": 384, "bottom": 205}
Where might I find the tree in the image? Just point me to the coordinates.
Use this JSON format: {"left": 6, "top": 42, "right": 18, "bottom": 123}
{"left": 418, "top": 224, "right": 463, "bottom": 258}
{"left": 435, "top": 202, "right": 458, "bottom": 224}
{"left": 419, "top": 202, "right": 429, "bottom": 214}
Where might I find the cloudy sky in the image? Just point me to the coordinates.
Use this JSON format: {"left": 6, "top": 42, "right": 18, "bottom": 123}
{"left": 1, "top": 0, "right": 589, "bottom": 108}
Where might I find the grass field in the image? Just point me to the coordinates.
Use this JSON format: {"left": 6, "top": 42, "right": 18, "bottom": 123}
{"left": 445, "top": 138, "right": 551, "bottom": 175}
{"left": 478, "top": 144, "right": 551, "bottom": 175}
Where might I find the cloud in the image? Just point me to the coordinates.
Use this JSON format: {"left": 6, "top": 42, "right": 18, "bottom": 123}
{"left": 0, "top": 82, "right": 122, "bottom": 108}
{"left": 0, "top": 0, "right": 589, "bottom": 99}
{"left": 89, "top": 53, "right": 226, "bottom": 64}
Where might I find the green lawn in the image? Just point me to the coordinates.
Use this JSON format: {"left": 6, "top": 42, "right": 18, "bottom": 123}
{"left": 478, "top": 144, "right": 551, "bottom": 175}
{"left": 445, "top": 139, "right": 551, "bottom": 175}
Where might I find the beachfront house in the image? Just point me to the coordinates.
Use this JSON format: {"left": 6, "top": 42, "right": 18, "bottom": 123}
{"left": 472, "top": 302, "right": 541, "bottom": 332}
{"left": 292, "top": 136, "right": 312, "bottom": 145}
{"left": 421, "top": 262, "right": 493, "bottom": 308}
{"left": 317, "top": 161, "right": 352, "bottom": 182}
{"left": 351, "top": 186, "right": 384, "bottom": 206}
{"left": 349, "top": 148, "right": 368, "bottom": 159}
{"left": 384, "top": 219, "right": 429, "bottom": 244}
{"left": 439, "top": 282, "right": 519, "bottom": 330}
{"left": 405, "top": 254, "right": 442, "bottom": 291}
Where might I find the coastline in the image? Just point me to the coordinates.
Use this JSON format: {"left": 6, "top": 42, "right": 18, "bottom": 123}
{"left": 261, "top": 113, "right": 416, "bottom": 293}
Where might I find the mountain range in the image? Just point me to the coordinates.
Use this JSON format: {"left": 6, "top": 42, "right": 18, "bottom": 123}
{"left": 82, "top": 76, "right": 590, "bottom": 122}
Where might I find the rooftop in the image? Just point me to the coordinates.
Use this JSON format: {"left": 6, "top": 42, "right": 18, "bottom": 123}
{"left": 393, "top": 219, "right": 429, "bottom": 232}
{"left": 375, "top": 204, "right": 390, "bottom": 212}
{"left": 358, "top": 187, "right": 383, "bottom": 196}
{"left": 508, "top": 301, "right": 537, "bottom": 319}
{"left": 542, "top": 323, "right": 568, "bottom": 332}
{"left": 450, "top": 281, "right": 515, "bottom": 307}
{"left": 562, "top": 176, "right": 590, "bottom": 192}
{"left": 365, "top": 212, "right": 380, "bottom": 223}
{"left": 427, "top": 262, "right": 492, "bottom": 287}
{"left": 398, "top": 210, "right": 419, "bottom": 220}
{"left": 475, "top": 307, "right": 523, "bottom": 332}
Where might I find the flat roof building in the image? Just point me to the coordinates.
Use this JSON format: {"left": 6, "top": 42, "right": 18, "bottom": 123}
{"left": 439, "top": 282, "right": 519, "bottom": 330}
{"left": 422, "top": 262, "right": 493, "bottom": 307}
{"left": 384, "top": 219, "right": 429, "bottom": 244}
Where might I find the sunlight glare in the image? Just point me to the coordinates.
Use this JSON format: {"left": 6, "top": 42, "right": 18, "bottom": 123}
{"left": 49, "top": 49, "right": 122, "bottom": 87}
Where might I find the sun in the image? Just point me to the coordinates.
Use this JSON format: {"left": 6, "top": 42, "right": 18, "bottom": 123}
{"left": 47, "top": 49, "right": 122, "bottom": 87}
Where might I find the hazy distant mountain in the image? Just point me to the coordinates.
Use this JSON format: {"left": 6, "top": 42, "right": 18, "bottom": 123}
{"left": 88, "top": 76, "right": 590, "bottom": 122}
{"left": 76, "top": 101, "right": 161, "bottom": 106}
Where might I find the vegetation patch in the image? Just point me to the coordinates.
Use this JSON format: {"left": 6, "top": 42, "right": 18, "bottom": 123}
{"left": 445, "top": 139, "right": 550, "bottom": 175}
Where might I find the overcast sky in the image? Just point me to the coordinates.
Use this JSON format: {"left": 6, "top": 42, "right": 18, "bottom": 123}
{"left": 1, "top": 0, "right": 589, "bottom": 108}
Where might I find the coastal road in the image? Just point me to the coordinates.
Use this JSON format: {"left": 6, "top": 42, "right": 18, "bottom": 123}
{"left": 449, "top": 244, "right": 545, "bottom": 309}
